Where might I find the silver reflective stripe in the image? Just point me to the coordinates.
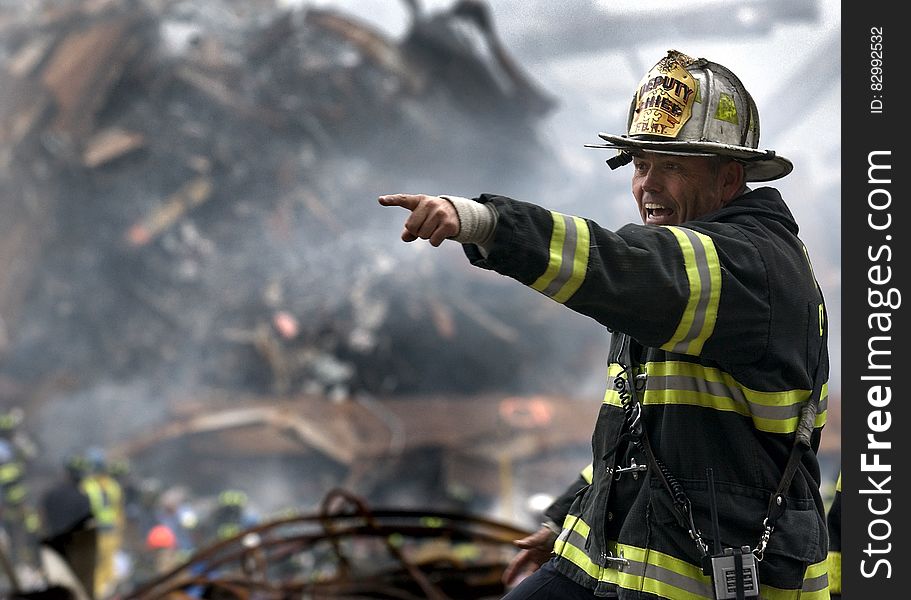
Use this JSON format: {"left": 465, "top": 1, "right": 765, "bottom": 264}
{"left": 801, "top": 570, "right": 830, "bottom": 593}
{"left": 541, "top": 214, "right": 579, "bottom": 296}
{"left": 670, "top": 227, "right": 713, "bottom": 353}
{"left": 560, "top": 526, "right": 588, "bottom": 551}
{"left": 661, "top": 226, "right": 721, "bottom": 356}
{"left": 603, "top": 362, "right": 829, "bottom": 434}
{"left": 660, "top": 375, "right": 806, "bottom": 421}
{"left": 530, "top": 212, "right": 590, "bottom": 303}
{"left": 620, "top": 554, "right": 715, "bottom": 598}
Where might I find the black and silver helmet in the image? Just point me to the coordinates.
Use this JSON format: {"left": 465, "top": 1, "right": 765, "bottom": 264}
{"left": 588, "top": 49, "right": 792, "bottom": 182}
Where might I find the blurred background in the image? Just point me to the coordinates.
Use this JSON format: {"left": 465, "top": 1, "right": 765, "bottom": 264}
{"left": 0, "top": 0, "right": 840, "bottom": 596}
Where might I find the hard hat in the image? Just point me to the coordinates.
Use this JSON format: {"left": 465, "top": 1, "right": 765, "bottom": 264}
{"left": 65, "top": 453, "right": 88, "bottom": 477}
{"left": 587, "top": 49, "right": 792, "bottom": 182}
{"left": 85, "top": 446, "right": 107, "bottom": 473}
{"left": 146, "top": 524, "right": 177, "bottom": 549}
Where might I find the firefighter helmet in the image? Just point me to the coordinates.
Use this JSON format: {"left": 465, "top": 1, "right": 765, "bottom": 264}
{"left": 587, "top": 49, "right": 792, "bottom": 182}
{"left": 65, "top": 453, "right": 89, "bottom": 479}
{"left": 146, "top": 523, "right": 177, "bottom": 549}
{"left": 85, "top": 446, "right": 107, "bottom": 473}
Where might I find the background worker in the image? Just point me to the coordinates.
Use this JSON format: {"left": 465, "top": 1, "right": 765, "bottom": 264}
{"left": 80, "top": 447, "right": 125, "bottom": 598}
{"left": 209, "top": 489, "right": 259, "bottom": 542}
{"left": 39, "top": 456, "right": 97, "bottom": 600}
{"left": 0, "top": 407, "right": 41, "bottom": 571}
{"left": 379, "top": 49, "right": 830, "bottom": 599}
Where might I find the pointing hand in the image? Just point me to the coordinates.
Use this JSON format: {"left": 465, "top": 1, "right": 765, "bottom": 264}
{"left": 378, "top": 194, "right": 460, "bottom": 247}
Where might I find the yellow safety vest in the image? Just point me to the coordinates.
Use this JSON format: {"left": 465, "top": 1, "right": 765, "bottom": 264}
{"left": 80, "top": 475, "right": 124, "bottom": 529}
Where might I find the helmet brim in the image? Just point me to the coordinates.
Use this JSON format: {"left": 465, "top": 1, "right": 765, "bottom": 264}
{"left": 587, "top": 133, "right": 793, "bottom": 182}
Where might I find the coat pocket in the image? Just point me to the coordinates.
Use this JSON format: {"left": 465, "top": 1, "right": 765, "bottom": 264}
{"left": 649, "top": 477, "right": 826, "bottom": 564}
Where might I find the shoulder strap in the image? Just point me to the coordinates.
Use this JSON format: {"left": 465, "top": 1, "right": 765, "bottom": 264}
{"left": 764, "top": 315, "right": 829, "bottom": 531}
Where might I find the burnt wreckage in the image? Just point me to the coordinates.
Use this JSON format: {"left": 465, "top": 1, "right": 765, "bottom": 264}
{"left": 124, "top": 488, "right": 534, "bottom": 600}
{"left": 0, "top": 0, "right": 561, "bottom": 405}
{"left": 0, "top": 0, "right": 575, "bottom": 597}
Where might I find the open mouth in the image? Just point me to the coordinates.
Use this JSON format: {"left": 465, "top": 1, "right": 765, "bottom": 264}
{"left": 644, "top": 202, "right": 675, "bottom": 222}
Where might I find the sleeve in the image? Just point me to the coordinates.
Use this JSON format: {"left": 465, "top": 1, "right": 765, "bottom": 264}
{"left": 463, "top": 194, "right": 771, "bottom": 363}
{"left": 542, "top": 464, "right": 593, "bottom": 528}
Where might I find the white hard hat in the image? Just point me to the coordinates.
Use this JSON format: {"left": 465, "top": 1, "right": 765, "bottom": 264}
{"left": 587, "top": 49, "right": 792, "bottom": 182}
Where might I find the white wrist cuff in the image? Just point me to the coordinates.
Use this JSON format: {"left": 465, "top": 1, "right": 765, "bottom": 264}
{"left": 440, "top": 195, "right": 498, "bottom": 247}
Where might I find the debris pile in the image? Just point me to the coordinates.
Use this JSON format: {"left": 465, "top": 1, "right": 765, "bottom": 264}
{"left": 0, "top": 0, "right": 602, "bottom": 415}
{"left": 125, "top": 488, "right": 533, "bottom": 600}
{"left": 0, "top": 0, "right": 606, "bottom": 530}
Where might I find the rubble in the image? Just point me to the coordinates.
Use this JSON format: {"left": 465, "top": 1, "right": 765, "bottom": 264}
{"left": 0, "top": 0, "right": 601, "bottom": 593}
{"left": 0, "top": 0, "right": 583, "bottom": 406}
{"left": 123, "top": 488, "right": 534, "bottom": 600}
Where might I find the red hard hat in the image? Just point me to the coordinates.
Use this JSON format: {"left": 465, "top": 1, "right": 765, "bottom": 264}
{"left": 146, "top": 524, "right": 177, "bottom": 549}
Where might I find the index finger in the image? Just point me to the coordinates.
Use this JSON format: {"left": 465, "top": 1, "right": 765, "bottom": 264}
{"left": 378, "top": 193, "right": 422, "bottom": 210}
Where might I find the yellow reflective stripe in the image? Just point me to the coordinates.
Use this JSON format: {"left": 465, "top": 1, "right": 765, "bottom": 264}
{"left": 603, "top": 361, "right": 828, "bottom": 434}
{"left": 760, "top": 558, "right": 830, "bottom": 599}
{"left": 639, "top": 389, "right": 827, "bottom": 434}
{"left": 557, "top": 516, "right": 827, "bottom": 599}
{"left": 530, "top": 212, "right": 589, "bottom": 303}
{"left": 554, "top": 216, "right": 590, "bottom": 303}
{"left": 5, "top": 484, "right": 27, "bottom": 504}
{"left": 660, "top": 226, "right": 721, "bottom": 356}
{"left": 25, "top": 511, "right": 41, "bottom": 532}
{"left": 827, "top": 551, "right": 842, "bottom": 594}
{"left": 0, "top": 462, "right": 22, "bottom": 482}
{"left": 581, "top": 463, "right": 594, "bottom": 484}
{"left": 607, "top": 542, "right": 714, "bottom": 599}
{"left": 530, "top": 212, "right": 566, "bottom": 292}
{"left": 798, "top": 559, "right": 831, "bottom": 597}
{"left": 790, "top": 586, "right": 831, "bottom": 600}
{"left": 554, "top": 517, "right": 609, "bottom": 583}
{"left": 835, "top": 472, "right": 842, "bottom": 492}
{"left": 553, "top": 535, "right": 601, "bottom": 580}
{"left": 646, "top": 361, "right": 817, "bottom": 407}
{"left": 560, "top": 513, "right": 591, "bottom": 538}
{"left": 218, "top": 523, "right": 241, "bottom": 540}
{"left": 556, "top": 517, "right": 714, "bottom": 599}
{"left": 81, "top": 476, "right": 122, "bottom": 526}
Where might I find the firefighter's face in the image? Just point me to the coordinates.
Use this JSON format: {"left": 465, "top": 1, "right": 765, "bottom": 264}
{"left": 631, "top": 153, "right": 743, "bottom": 226}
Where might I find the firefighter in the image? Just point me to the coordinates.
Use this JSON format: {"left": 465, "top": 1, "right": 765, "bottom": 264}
{"left": 79, "top": 447, "right": 125, "bottom": 598}
{"left": 209, "top": 489, "right": 258, "bottom": 542}
{"left": 39, "top": 456, "right": 97, "bottom": 599}
{"left": 380, "top": 49, "right": 829, "bottom": 599}
{"left": 0, "top": 407, "right": 41, "bottom": 568}
{"left": 107, "top": 456, "right": 143, "bottom": 569}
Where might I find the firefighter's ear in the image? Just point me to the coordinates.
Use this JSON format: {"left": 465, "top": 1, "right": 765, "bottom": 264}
{"left": 719, "top": 160, "right": 746, "bottom": 204}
